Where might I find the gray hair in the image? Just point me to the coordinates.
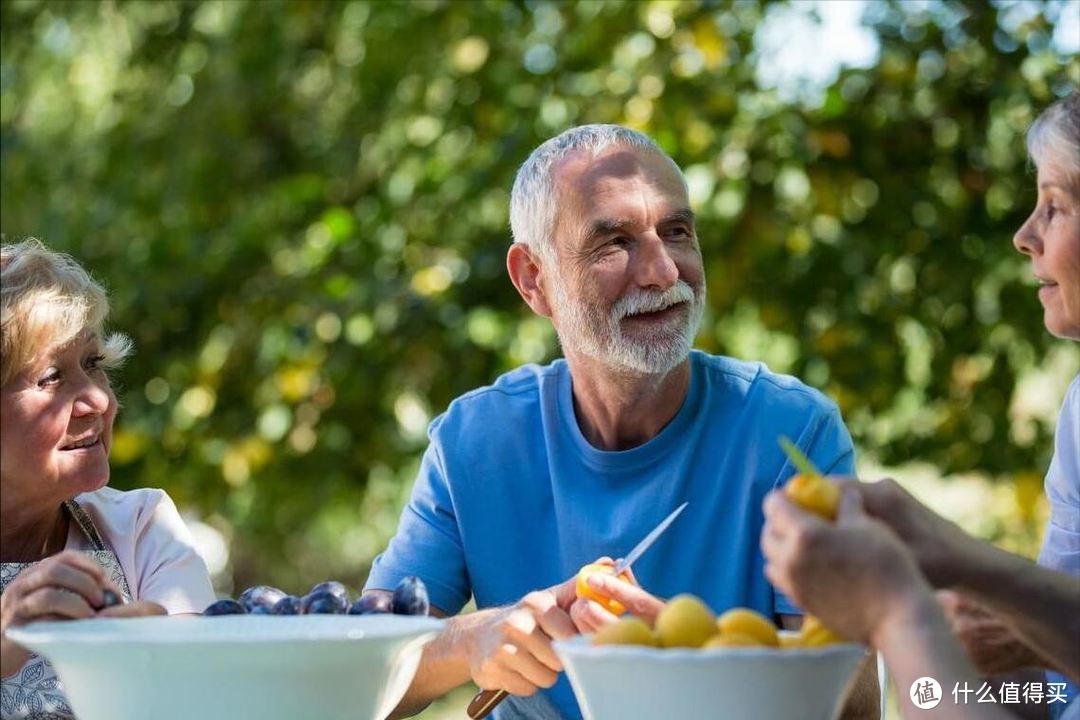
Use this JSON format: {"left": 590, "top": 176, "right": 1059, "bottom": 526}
{"left": 1026, "top": 91, "right": 1080, "bottom": 182}
{"left": 509, "top": 124, "right": 683, "bottom": 261}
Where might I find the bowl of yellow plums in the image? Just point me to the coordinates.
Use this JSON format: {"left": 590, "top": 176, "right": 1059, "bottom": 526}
{"left": 556, "top": 441, "right": 867, "bottom": 720}
{"left": 553, "top": 598, "right": 866, "bottom": 720}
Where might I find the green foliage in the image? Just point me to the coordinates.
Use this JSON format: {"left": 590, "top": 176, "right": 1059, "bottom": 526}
{"left": 2, "top": 0, "right": 1077, "bottom": 593}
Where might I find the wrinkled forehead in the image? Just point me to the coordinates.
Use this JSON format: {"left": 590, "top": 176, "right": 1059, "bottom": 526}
{"left": 1036, "top": 161, "right": 1080, "bottom": 197}
{"left": 31, "top": 329, "right": 99, "bottom": 365}
{"left": 552, "top": 147, "right": 688, "bottom": 232}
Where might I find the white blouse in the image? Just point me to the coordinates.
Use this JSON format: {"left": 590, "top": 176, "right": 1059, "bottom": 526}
{"left": 67, "top": 486, "right": 215, "bottom": 613}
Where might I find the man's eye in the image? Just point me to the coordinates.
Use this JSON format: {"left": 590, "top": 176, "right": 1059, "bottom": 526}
{"left": 1046, "top": 204, "right": 1057, "bottom": 221}
{"left": 660, "top": 224, "right": 691, "bottom": 240}
{"left": 85, "top": 354, "right": 106, "bottom": 371}
{"left": 609, "top": 236, "right": 631, "bottom": 247}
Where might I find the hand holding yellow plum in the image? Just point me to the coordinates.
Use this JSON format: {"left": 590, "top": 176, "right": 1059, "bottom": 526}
{"left": 853, "top": 478, "right": 988, "bottom": 589}
{"left": 575, "top": 562, "right": 635, "bottom": 616}
{"left": 778, "top": 437, "right": 840, "bottom": 520}
{"left": 573, "top": 562, "right": 665, "bottom": 632}
{"left": 761, "top": 484, "right": 932, "bottom": 646}
{"left": 784, "top": 474, "right": 841, "bottom": 521}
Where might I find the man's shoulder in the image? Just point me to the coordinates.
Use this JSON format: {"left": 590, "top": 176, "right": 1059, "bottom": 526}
{"left": 430, "top": 360, "right": 562, "bottom": 435}
{"left": 693, "top": 351, "right": 840, "bottom": 417}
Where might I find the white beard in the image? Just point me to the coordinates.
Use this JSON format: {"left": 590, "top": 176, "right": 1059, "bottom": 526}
{"left": 550, "top": 276, "right": 705, "bottom": 375}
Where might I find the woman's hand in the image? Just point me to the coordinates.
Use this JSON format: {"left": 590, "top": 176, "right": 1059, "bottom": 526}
{"left": 96, "top": 601, "right": 166, "bottom": 619}
{"left": 936, "top": 590, "right": 1045, "bottom": 675}
{"left": 1, "top": 550, "right": 120, "bottom": 677}
{"left": 851, "top": 477, "right": 985, "bottom": 589}
{"left": 761, "top": 485, "right": 933, "bottom": 645}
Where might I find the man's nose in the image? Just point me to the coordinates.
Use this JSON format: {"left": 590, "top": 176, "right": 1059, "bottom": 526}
{"left": 635, "top": 235, "right": 679, "bottom": 290}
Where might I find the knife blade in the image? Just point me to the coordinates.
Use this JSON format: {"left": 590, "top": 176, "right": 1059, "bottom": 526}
{"left": 612, "top": 501, "right": 688, "bottom": 575}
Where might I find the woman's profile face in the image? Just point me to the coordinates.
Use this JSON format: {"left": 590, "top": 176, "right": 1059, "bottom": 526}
{"left": 0, "top": 332, "right": 117, "bottom": 502}
{"left": 1013, "top": 162, "right": 1080, "bottom": 341}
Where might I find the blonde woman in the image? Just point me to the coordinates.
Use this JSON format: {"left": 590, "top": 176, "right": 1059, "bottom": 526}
{"left": 0, "top": 239, "right": 215, "bottom": 718}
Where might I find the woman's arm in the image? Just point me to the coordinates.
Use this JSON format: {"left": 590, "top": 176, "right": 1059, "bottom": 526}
{"left": 856, "top": 479, "right": 1080, "bottom": 684}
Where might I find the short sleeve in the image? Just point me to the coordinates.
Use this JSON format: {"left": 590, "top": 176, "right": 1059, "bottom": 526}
{"left": 130, "top": 491, "right": 216, "bottom": 613}
{"left": 773, "top": 402, "right": 857, "bottom": 617}
{"left": 1038, "top": 375, "right": 1080, "bottom": 577}
{"left": 364, "top": 434, "right": 471, "bottom": 615}
{"left": 811, "top": 404, "right": 857, "bottom": 478}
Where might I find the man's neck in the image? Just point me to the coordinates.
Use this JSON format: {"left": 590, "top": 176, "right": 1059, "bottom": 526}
{"left": 565, "top": 354, "right": 691, "bottom": 451}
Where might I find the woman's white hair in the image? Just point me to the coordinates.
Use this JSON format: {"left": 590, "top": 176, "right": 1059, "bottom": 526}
{"left": 1026, "top": 91, "right": 1080, "bottom": 183}
{"left": 1, "top": 238, "right": 131, "bottom": 387}
{"left": 509, "top": 124, "right": 684, "bottom": 262}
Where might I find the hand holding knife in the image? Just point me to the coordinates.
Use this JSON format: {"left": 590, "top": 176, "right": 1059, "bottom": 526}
{"left": 467, "top": 502, "right": 688, "bottom": 719}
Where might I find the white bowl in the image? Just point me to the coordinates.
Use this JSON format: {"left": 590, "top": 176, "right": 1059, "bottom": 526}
{"left": 8, "top": 614, "right": 442, "bottom": 720}
{"left": 554, "top": 633, "right": 867, "bottom": 720}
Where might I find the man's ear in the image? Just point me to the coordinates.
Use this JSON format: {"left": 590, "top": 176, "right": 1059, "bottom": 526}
{"left": 507, "top": 242, "right": 553, "bottom": 318}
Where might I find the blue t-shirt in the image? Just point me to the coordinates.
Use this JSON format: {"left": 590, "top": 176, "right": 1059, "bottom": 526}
{"left": 365, "top": 351, "right": 856, "bottom": 720}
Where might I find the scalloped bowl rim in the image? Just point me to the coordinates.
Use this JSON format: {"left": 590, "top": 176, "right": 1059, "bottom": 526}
{"left": 7, "top": 615, "right": 444, "bottom": 647}
{"left": 554, "top": 633, "right": 867, "bottom": 662}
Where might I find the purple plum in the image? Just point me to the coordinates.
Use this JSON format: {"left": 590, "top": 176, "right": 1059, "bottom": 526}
{"left": 308, "top": 581, "right": 349, "bottom": 610}
{"left": 203, "top": 599, "right": 246, "bottom": 616}
{"left": 391, "top": 576, "right": 430, "bottom": 616}
{"left": 238, "top": 585, "right": 288, "bottom": 613}
{"left": 348, "top": 593, "right": 393, "bottom": 615}
{"left": 302, "top": 590, "right": 345, "bottom": 614}
{"left": 99, "top": 589, "right": 123, "bottom": 610}
{"left": 272, "top": 595, "right": 303, "bottom": 615}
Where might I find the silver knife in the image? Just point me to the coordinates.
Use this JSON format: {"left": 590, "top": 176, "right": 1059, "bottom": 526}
{"left": 613, "top": 501, "right": 688, "bottom": 575}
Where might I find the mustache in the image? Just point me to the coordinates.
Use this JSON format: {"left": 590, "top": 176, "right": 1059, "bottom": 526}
{"left": 614, "top": 280, "right": 697, "bottom": 319}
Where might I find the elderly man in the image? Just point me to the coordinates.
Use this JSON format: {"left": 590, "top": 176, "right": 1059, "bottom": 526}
{"left": 364, "top": 125, "right": 878, "bottom": 719}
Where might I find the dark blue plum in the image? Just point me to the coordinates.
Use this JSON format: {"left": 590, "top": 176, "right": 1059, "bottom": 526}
{"left": 203, "top": 599, "right": 246, "bottom": 616}
{"left": 348, "top": 593, "right": 393, "bottom": 615}
{"left": 238, "top": 585, "right": 288, "bottom": 613}
{"left": 391, "top": 576, "right": 430, "bottom": 616}
{"left": 302, "top": 590, "right": 346, "bottom": 615}
{"left": 272, "top": 595, "right": 303, "bottom": 615}
{"left": 308, "top": 581, "right": 349, "bottom": 610}
{"left": 98, "top": 589, "right": 123, "bottom": 610}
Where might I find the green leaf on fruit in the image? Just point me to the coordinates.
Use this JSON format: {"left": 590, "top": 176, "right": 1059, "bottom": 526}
{"left": 778, "top": 436, "right": 822, "bottom": 477}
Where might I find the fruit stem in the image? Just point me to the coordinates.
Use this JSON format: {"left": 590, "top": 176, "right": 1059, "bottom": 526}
{"left": 778, "top": 436, "right": 822, "bottom": 477}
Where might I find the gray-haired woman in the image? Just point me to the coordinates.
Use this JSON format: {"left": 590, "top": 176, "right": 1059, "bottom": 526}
{"left": 755, "top": 91, "right": 1080, "bottom": 720}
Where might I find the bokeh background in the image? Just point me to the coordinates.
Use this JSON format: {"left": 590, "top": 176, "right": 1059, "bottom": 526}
{"left": 2, "top": 0, "right": 1078, "bottom": 716}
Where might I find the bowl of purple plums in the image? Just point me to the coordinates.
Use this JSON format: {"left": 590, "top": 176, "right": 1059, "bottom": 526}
{"left": 8, "top": 576, "right": 441, "bottom": 720}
